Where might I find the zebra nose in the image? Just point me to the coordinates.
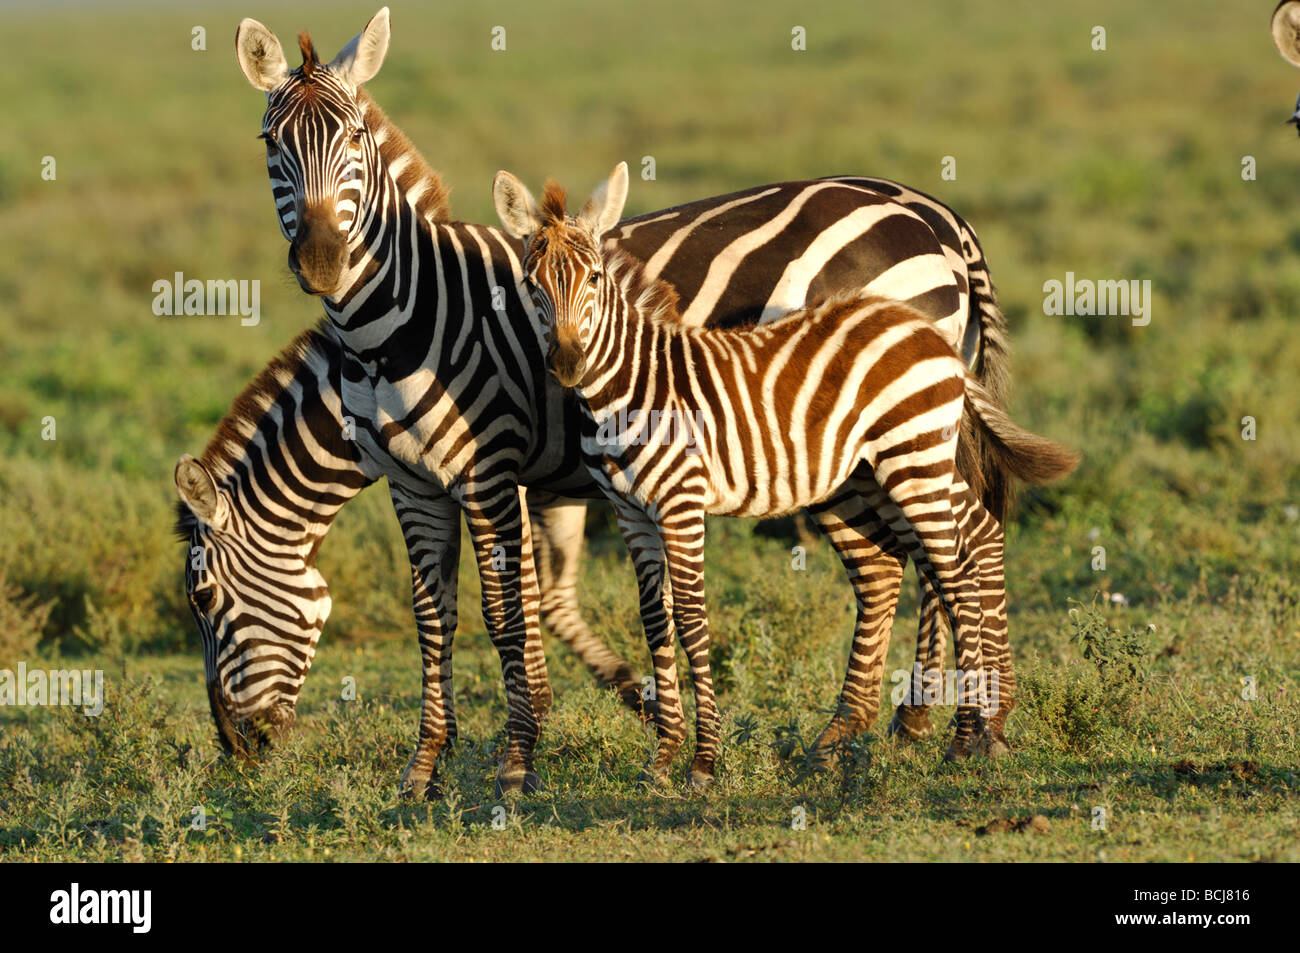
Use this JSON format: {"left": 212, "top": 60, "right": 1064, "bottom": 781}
{"left": 289, "top": 205, "right": 348, "bottom": 295}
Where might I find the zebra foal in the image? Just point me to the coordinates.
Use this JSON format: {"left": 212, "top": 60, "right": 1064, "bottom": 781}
{"left": 494, "top": 165, "right": 1079, "bottom": 787}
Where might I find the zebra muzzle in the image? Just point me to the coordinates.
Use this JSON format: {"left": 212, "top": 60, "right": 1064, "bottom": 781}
{"left": 547, "top": 335, "right": 587, "bottom": 388}
{"left": 288, "top": 205, "right": 348, "bottom": 296}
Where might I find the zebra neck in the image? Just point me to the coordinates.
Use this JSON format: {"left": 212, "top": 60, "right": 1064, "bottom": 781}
{"left": 218, "top": 469, "right": 355, "bottom": 568}
{"left": 577, "top": 300, "right": 666, "bottom": 427}
{"left": 322, "top": 171, "right": 412, "bottom": 338}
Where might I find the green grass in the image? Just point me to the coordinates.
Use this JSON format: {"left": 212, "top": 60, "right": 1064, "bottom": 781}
{"left": 1, "top": 0, "right": 1298, "bottom": 861}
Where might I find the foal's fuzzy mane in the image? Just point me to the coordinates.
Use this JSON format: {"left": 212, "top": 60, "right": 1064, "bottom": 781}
{"left": 604, "top": 249, "right": 684, "bottom": 326}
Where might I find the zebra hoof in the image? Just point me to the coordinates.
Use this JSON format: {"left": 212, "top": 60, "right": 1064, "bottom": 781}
{"left": 685, "top": 768, "right": 715, "bottom": 793}
{"left": 887, "top": 706, "right": 933, "bottom": 743}
{"left": 942, "top": 740, "right": 974, "bottom": 763}
{"left": 637, "top": 765, "right": 672, "bottom": 790}
{"left": 399, "top": 762, "right": 442, "bottom": 801}
{"left": 974, "top": 729, "right": 1012, "bottom": 759}
{"left": 494, "top": 767, "right": 543, "bottom": 797}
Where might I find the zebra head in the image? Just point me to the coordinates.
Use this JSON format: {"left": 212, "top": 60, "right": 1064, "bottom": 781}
{"left": 1274, "top": 2, "right": 1300, "bottom": 132}
{"left": 493, "top": 163, "right": 630, "bottom": 387}
{"left": 235, "top": 9, "right": 392, "bottom": 296}
{"left": 174, "top": 454, "right": 332, "bottom": 757}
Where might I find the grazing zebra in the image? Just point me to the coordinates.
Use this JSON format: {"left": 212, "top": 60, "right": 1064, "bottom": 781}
{"left": 232, "top": 7, "right": 1017, "bottom": 789}
{"left": 174, "top": 320, "right": 647, "bottom": 792}
{"left": 492, "top": 165, "right": 1079, "bottom": 786}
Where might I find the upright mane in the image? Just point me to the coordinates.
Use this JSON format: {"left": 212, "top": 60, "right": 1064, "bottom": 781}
{"left": 604, "top": 248, "right": 684, "bottom": 326}
{"left": 357, "top": 89, "right": 451, "bottom": 224}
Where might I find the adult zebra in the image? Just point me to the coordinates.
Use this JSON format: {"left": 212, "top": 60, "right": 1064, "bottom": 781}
{"left": 231, "top": 8, "right": 1016, "bottom": 789}
{"left": 174, "top": 319, "right": 648, "bottom": 793}
{"left": 492, "top": 167, "right": 1077, "bottom": 784}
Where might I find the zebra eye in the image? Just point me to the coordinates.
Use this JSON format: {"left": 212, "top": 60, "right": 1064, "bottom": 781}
{"left": 259, "top": 132, "right": 278, "bottom": 153}
{"left": 588, "top": 272, "right": 601, "bottom": 287}
{"left": 349, "top": 127, "right": 365, "bottom": 146}
{"left": 190, "top": 587, "right": 216, "bottom": 611}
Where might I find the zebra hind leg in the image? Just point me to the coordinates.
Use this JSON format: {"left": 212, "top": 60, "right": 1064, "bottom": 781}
{"left": 876, "top": 475, "right": 989, "bottom": 763}
{"left": 887, "top": 581, "right": 945, "bottom": 744}
{"left": 805, "top": 490, "right": 907, "bottom": 769}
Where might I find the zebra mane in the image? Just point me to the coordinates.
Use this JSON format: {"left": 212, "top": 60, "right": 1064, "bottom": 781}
{"left": 356, "top": 89, "right": 452, "bottom": 225}
{"left": 604, "top": 248, "right": 684, "bottom": 326}
{"left": 174, "top": 320, "right": 336, "bottom": 541}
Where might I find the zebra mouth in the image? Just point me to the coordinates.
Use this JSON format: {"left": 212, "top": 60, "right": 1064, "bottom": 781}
{"left": 209, "top": 684, "right": 296, "bottom": 758}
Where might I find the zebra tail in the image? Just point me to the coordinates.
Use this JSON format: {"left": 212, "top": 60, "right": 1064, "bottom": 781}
{"left": 963, "top": 375, "right": 1081, "bottom": 488}
{"left": 953, "top": 217, "right": 1016, "bottom": 521}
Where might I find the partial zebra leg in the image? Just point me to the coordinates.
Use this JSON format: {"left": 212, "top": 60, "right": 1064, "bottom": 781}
{"left": 461, "top": 486, "right": 542, "bottom": 795}
{"left": 517, "top": 489, "right": 553, "bottom": 722}
{"left": 525, "top": 490, "right": 649, "bottom": 718}
{"left": 656, "top": 503, "right": 721, "bottom": 791}
{"left": 959, "top": 492, "right": 1014, "bottom": 755}
{"left": 611, "top": 501, "right": 687, "bottom": 787}
{"left": 887, "top": 584, "right": 945, "bottom": 742}
{"left": 866, "top": 465, "right": 989, "bottom": 761}
{"left": 806, "top": 489, "right": 908, "bottom": 764}
{"left": 392, "top": 486, "right": 461, "bottom": 800}
{"left": 899, "top": 486, "right": 1014, "bottom": 756}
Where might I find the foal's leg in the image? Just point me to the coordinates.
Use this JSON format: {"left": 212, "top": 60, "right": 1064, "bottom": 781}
{"left": 657, "top": 504, "right": 721, "bottom": 791}
{"left": 866, "top": 467, "right": 989, "bottom": 761}
{"left": 958, "top": 490, "right": 1014, "bottom": 756}
{"left": 806, "top": 489, "right": 907, "bottom": 765}
{"left": 611, "top": 500, "right": 687, "bottom": 787}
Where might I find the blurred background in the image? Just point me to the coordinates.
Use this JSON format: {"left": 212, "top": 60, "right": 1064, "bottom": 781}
{"left": 1, "top": 0, "right": 1296, "bottom": 678}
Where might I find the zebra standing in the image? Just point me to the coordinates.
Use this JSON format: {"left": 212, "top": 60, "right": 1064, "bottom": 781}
{"left": 492, "top": 165, "right": 1078, "bottom": 786}
{"left": 174, "top": 320, "right": 648, "bottom": 794}
{"left": 232, "top": 7, "right": 1017, "bottom": 790}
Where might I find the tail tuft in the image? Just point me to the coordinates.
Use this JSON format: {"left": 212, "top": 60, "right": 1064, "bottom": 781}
{"left": 963, "top": 376, "right": 1080, "bottom": 487}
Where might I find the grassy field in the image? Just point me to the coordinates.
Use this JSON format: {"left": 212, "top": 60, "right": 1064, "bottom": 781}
{"left": 1, "top": 0, "right": 1298, "bottom": 862}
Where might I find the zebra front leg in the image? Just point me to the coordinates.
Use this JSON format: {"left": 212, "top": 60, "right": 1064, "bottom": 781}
{"left": 613, "top": 502, "right": 687, "bottom": 788}
{"left": 463, "top": 490, "right": 542, "bottom": 795}
{"left": 391, "top": 487, "right": 461, "bottom": 800}
{"left": 807, "top": 491, "right": 906, "bottom": 767}
{"left": 659, "top": 507, "right": 721, "bottom": 791}
{"left": 517, "top": 488, "right": 553, "bottom": 723}
{"left": 527, "top": 492, "right": 649, "bottom": 719}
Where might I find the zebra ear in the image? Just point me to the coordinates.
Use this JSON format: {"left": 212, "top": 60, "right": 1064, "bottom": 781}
{"left": 493, "top": 171, "right": 543, "bottom": 240}
{"left": 1275, "top": 2, "right": 1300, "bottom": 67}
{"left": 329, "top": 7, "right": 391, "bottom": 87}
{"left": 235, "top": 17, "right": 290, "bottom": 92}
{"left": 577, "top": 162, "right": 628, "bottom": 240}
{"left": 174, "top": 455, "right": 229, "bottom": 530}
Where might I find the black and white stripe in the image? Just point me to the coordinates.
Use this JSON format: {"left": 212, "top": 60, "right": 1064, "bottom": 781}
{"left": 233, "top": 9, "right": 1018, "bottom": 789}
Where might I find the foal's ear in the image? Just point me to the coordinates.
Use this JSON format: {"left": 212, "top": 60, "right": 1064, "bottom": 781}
{"left": 577, "top": 161, "right": 628, "bottom": 240}
{"left": 329, "top": 7, "right": 391, "bottom": 87}
{"left": 174, "top": 455, "right": 230, "bottom": 531}
{"left": 1276, "top": 2, "right": 1300, "bottom": 67}
{"left": 236, "top": 17, "right": 290, "bottom": 92}
{"left": 493, "top": 170, "right": 543, "bottom": 239}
